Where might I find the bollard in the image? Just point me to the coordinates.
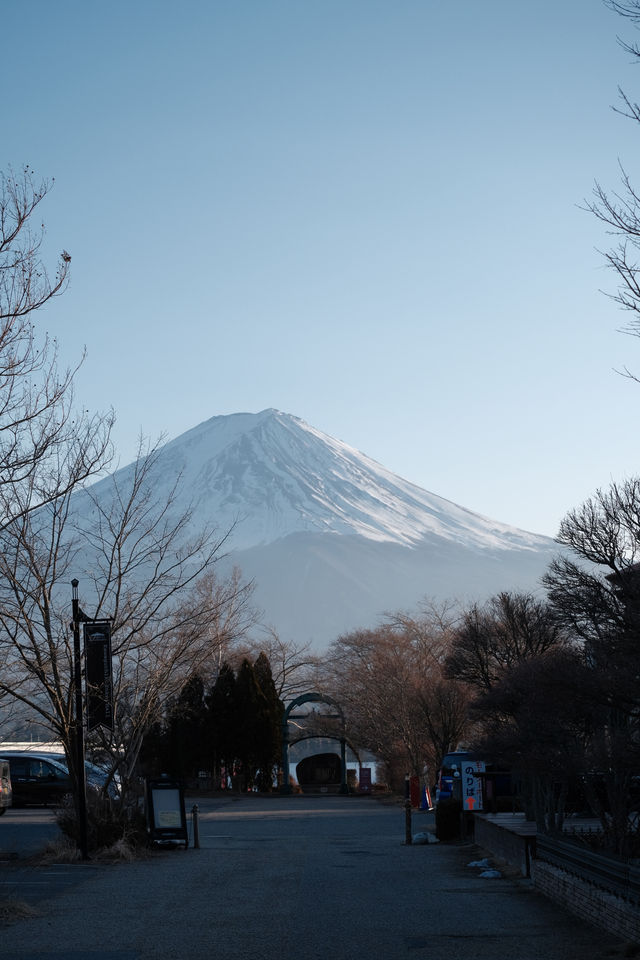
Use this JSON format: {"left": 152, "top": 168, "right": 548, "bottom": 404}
{"left": 192, "top": 803, "right": 200, "bottom": 849}
{"left": 405, "top": 798, "right": 412, "bottom": 845}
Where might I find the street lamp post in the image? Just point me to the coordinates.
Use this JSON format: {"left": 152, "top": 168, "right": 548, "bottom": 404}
{"left": 71, "top": 579, "right": 89, "bottom": 860}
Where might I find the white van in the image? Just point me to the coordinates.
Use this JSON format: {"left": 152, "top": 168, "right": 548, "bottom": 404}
{"left": 0, "top": 758, "right": 12, "bottom": 813}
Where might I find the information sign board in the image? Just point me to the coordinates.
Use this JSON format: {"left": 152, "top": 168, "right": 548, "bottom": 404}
{"left": 146, "top": 778, "right": 188, "bottom": 846}
{"left": 461, "top": 759, "right": 485, "bottom": 811}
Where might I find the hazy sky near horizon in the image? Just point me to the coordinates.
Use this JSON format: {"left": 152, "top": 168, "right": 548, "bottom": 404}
{"left": 4, "top": 0, "right": 640, "bottom": 539}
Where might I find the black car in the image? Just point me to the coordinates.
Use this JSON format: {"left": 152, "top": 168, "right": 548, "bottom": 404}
{"left": 2, "top": 751, "right": 119, "bottom": 806}
{"left": 2, "top": 752, "right": 73, "bottom": 807}
{"left": 41, "top": 752, "right": 120, "bottom": 799}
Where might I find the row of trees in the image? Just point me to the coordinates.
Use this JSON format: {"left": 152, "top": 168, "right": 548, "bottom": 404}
{"left": 314, "top": 495, "right": 640, "bottom": 857}
{"left": 141, "top": 654, "right": 284, "bottom": 792}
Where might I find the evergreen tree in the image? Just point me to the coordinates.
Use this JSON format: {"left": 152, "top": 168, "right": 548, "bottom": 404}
{"left": 206, "top": 663, "right": 238, "bottom": 788}
{"left": 234, "top": 659, "right": 264, "bottom": 790}
{"left": 164, "top": 674, "right": 208, "bottom": 780}
{"left": 204, "top": 656, "right": 284, "bottom": 791}
{"left": 138, "top": 720, "right": 168, "bottom": 778}
{"left": 253, "top": 652, "right": 284, "bottom": 792}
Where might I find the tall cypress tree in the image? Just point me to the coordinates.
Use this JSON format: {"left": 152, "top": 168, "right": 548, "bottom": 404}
{"left": 164, "top": 673, "right": 207, "bottom": 779}
{"left": 206, "top": 663, "right": 238, "bottom": 788}
{"left": 253, "top": 652, "right": 284, "bottom": 792}
{"left": 234, "top": 658, "right": 264, "bottom": 790}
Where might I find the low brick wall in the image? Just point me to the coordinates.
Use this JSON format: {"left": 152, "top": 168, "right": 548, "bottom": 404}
{"left": 473, "top": 815, "right": 534, "bottom": 877}
{"left": 531, "top": 858, "right": 640, "bottom": 944}
{"left": 473, "top": 814, "right": 640, "bottom": 943}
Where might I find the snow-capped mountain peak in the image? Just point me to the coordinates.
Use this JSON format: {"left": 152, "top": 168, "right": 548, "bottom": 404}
{"left": 76, "top": 409, "right": 557, "bottom": 648}
{"left": 145, "top": 408, "right": 547, "bottom": 553}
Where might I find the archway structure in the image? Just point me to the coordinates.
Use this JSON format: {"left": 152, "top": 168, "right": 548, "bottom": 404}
{"left": 280, "top": 693, "right": 348, "bottom": 794}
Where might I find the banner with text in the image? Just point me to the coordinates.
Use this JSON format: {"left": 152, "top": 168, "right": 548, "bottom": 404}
{"left": 84, "top": 620, "right": 113, "bottom": 731}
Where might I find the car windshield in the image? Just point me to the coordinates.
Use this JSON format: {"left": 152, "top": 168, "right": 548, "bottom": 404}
{"left": 45, "top": 758, "right": 69, "bottom": 776}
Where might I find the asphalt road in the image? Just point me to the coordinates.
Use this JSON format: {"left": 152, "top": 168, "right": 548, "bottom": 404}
{"left": 0, "top": 794, "right": 631, "bottom": 959}
{"left": 0, "top": 806, "right": 61, "bottom": 859}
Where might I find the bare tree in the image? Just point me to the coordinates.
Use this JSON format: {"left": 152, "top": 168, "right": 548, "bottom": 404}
{"left": 0, "top": 165, "right": 113, "bottom": 527}
{"left": 320, "top": 614, "right": 465, "bottom": 790}
{"left": 544, "top": 478, "right": 640, "bottom": 854}
{"left": 384, "top": 598, "right": 459, "bottom": 669}
{"left": 0, "top": 438, "right": 253, "bottom": 802}
{"left": 583, "top": 2, "right": 640, "bottom": 375}
{"left": 383, "top": 602, "right": 469, "bottom": 782}
{"left": 445, "top": 592, "right": 567, "bottom": 693}
{"left": 231, "top": 627, "right": 320, "bottom": 702}
{"left": 473, "top": 648, "right": 593, "bottom": 833}
{"left": 544, "top": 478, "right": 640, "bottom": 660}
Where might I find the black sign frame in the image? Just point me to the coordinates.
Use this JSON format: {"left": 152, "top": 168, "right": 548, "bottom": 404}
{"left": 145, "top": 778, "right": 188, "bottom": 846}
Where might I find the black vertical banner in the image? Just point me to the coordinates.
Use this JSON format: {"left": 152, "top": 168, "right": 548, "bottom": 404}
{"left": 84, "top": 620, "right": 113, "bottom": 731}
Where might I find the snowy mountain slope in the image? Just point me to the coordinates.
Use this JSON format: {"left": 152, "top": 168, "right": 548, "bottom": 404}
{"left": 233, "top": 531, "right": 559, "bottom": 648}
{"left": 117, "top": 408, "right": 551, "bottom": 552}
{"left": 77, "top": 409, "right": 559, "bottom": 649}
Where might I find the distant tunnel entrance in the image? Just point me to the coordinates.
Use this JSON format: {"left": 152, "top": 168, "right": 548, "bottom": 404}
{"left": 296, "top": 752, "right": 343, "bottom": 793}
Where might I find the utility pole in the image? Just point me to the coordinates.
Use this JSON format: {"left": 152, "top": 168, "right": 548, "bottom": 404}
{"left": 71, "top": 579, "right": 89, "bottom": 860}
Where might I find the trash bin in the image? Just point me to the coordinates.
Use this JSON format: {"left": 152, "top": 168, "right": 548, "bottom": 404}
{"left": 145, "top": 775, "right": 188, "bottom": 847}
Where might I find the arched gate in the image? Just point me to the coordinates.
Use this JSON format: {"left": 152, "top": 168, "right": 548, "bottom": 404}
{"left": 280, "top": 692, "right": 348, "bottom": 794}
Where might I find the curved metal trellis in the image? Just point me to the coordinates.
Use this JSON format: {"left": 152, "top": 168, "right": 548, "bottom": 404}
{"left": 280, "top": 692, "right": 348, "bottom": 794}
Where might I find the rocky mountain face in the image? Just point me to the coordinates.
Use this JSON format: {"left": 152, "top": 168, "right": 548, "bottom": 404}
{"left": 79, "top": 409, "right": 559, "bottom": 650}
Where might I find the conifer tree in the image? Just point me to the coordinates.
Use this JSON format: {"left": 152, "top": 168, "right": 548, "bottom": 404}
{"left": 164, "top": 674, "right": 207, "bottom": 780}
{"left": 206, "top": 663, "right": 238, "bottom": 788}
{"left": 253, "top": 652, "right": 284, "bottom": 792}
{"left": 234, "top": 659, "right": 264, "bottom": 790}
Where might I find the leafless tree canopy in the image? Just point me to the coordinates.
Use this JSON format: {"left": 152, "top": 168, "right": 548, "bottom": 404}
{"left": 319, "top": 609, "right": 468, "bottom": 788}
{"left": 0, "top": 436, "right": 256, "bottom": 799}
{"left": 585, "top": 2, "right": 640, "bottom": 374}
{"left": 0, "top": 165, "right": 276, "bottom": 805}
{"left": 0, "top": 165, "right": 113, "bottom": 529}
{"left": 445, "top": 592, "right": 567, "bottom": 693}
{"left": 543, "top": 477, "right": 640, "bottom": 853}
{"left": 544, "top": 478, "right": 640, "bottom": 653}
{"left": 230, "top": 627, "right": 320, "bottom": 702}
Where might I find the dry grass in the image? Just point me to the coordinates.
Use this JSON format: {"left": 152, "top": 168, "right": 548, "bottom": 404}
{"left": 97, "top": 838, "right": 155, "bottom": 862}
{"left": 35, "top": 835, "right": 152, "bottom": 865}
{"left": 36, "top": 837, "right": 82, "bottom": 864}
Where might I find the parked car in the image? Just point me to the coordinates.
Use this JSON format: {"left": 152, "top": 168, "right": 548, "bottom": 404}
{"left": 1, "top": 750, "right": 120, "bottom": 806}
{"left": 2, "top": 752, "right": 72, "bottom": 807}
{"left": 0, "top": 758, "right": 12, "bottom": 814}
{"left": 43, "top": 752, "right": 120, "bottom": 799}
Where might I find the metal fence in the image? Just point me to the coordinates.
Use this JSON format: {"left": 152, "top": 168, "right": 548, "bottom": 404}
{"left": 536, "top": 834, "right": 640, "bottom": 905}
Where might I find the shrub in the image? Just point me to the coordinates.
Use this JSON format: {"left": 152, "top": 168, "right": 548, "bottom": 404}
{"left": 435, "top": 799, "right": 462, "bottom": 841}
{"left": 56, "top": 794, "right": 147, "bottom": 854}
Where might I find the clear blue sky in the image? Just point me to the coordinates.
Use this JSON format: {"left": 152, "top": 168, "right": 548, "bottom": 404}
{"left": 4, "top": 0, "right": 640, "bottom": 538}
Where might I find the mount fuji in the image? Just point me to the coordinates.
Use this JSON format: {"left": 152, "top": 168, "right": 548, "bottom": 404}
{"left": 83, "top": 409, "right": 560, "bottom": 650}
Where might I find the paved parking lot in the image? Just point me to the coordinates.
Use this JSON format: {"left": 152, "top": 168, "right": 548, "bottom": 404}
{"left": 0, "top": 807, "right": 61, "bottom": 859}
{"left": 0, "top": 795, "right": 633, "bottom": 959}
